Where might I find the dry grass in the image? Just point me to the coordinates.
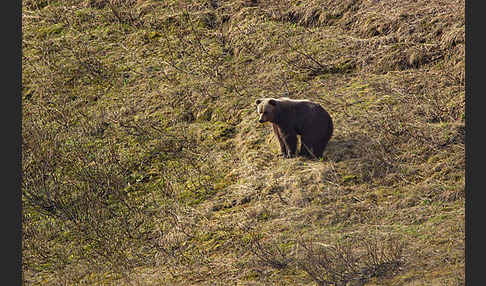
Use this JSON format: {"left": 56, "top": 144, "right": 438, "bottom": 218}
{"left": 22, "top": 0, "right": 464, "bottom": 285}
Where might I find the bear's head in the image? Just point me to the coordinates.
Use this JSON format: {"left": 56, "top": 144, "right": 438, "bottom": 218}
{"left": 255, "top": 98, "right": 278, "bottom": 123}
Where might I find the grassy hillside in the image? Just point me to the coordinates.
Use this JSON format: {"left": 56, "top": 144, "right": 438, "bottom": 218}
{"left": 22, "top": 0, "right": 465, "bottom": 285}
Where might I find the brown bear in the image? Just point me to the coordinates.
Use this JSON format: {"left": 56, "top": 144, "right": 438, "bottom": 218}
{"left": 255, "top": 97, "right": 333, "bottom": 159}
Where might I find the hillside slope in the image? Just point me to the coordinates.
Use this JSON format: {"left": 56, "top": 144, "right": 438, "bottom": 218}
{"left": 22, "top": 0, "right": 465, "bottom": 285}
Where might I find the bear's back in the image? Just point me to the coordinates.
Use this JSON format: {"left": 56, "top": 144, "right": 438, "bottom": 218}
{"left": 277, "top": 97, "right": 328, "bottom": 117}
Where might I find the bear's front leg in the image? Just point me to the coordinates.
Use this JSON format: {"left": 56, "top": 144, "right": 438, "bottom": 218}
{"left": 272, "top": 123, "right": 288, "bottom": 157}
{"left": 282, "top": 132, "right": 298, "bottom": 158}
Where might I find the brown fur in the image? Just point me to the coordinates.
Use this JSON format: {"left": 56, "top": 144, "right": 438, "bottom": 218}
{"left": 256, "top": 97, "right": 333, "bottom": 159}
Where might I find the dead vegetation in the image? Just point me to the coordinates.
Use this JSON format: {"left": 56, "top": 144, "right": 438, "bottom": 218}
{"left": 22, "top": 0, "right": 464, "bottom": 285}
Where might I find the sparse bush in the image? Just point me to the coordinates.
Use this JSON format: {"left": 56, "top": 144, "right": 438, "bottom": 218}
{"left": 295, "top": 235, "right": 404, "bottom": 286}
{"left": 244, "top": 230, "right": 294, "bottom": 270}
{"left": 21, "top": 102, "right": 223, "bottom": 281}
{"left": 238, "top": 226, "right": 405, "bottom": 286}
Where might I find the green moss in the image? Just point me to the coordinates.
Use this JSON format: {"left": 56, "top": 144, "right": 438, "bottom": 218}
{"left": 146, "top": 30, "right": 162, "bottom": 40}
{"left": 342, "top": 174, "right": 358, "bottom": 183}
{"left": 74, "top": 8, "right": 94, "bottom": 22}
{"left": 243, "top": 270, "right": 260, "bottom": 281}
{"left": 197, "top": 108, "right": 213, "bottom": 121}
{"left": 37, "top": 23, "right": 64, "bottom": 38}
{"left": 178, "top": 176, "right": 217, "bottom": 206}
{"left": 213, "top": 121, "right": 236, "bottom": 140}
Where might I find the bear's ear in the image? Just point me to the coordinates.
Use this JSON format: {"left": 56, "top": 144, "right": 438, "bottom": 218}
{"left": 268, "top": 99, "right": 278, "bottom": 106}
{"left": 255, "top": 99, "right": 262, "bottom": 105}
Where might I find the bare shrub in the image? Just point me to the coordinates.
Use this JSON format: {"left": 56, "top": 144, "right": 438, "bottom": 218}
{"left": 299, "top": 234, "right": 404, "bottom": 286}
{"left": 21, "top": 102, "right": 222, "bottom": 282}
{"left": 239, "top": 226, "right": 405, "bottom": 286}
{"left": 244, "top": 231, "right": 294, "bottom": 270}
{"left": 22, "top": 115, "right": 155, "bottom": 274}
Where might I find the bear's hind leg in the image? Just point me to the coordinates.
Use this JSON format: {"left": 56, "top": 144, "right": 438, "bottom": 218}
{"left": 314, "top": 138, "right": 330, "bottom": 159}
{"left": 299, "top": 136, "right": 312, "bottom": 157}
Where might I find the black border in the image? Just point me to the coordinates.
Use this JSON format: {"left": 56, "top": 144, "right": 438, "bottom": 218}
{"left": 7, "top": 0, "right": 22, "bottom": 285}
{"left": 464, "top": 0, "right": 471, "bottom": 284}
